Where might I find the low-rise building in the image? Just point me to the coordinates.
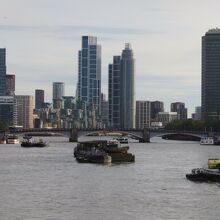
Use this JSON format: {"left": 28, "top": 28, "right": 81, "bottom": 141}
{"left": 156, "top": 112, "right": 178, "bottom": 126}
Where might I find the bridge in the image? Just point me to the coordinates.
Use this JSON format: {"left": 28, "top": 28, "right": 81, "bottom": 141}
{"left": 6, "top": 128, "right": 211, "bottom": 143}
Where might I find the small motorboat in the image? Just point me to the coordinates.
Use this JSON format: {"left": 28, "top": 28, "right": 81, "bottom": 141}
{"left": 21, "top": 136, "right": 48, "bottom": 148}
{"left": 116, "top": 137, "right": 128, "bottom": 144}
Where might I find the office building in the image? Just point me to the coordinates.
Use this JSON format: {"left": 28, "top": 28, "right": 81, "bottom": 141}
{"left": 0, "top": 96, "right": 17, "bottom": 127}
{"left": 136, "top": 101, "right": 151, "bottom": 129}
{"left": 108, "top": 44, "right": 135, "bottom": 129}
{"left": 170, "top": 102, "right": 187, "bottom": 120}
{"left": 77, "top": 36, "right": 101, "bottom": 117}
{"left": 6, "top": 74, "right": 15, "bottom": 96}
{"left": 0, "top": 48, "right": 6, "bottom": 96}
{"left": 151, "top": 101, "right": 164, "bottom": 120}
{"left": 35, "top": 89, "right": 44, "bottom": 109}
{"left": 202, "top": 29, "right": 220, "bottom": 120}
{"left": 53, "top": 82, "right": 64, "bottom": 109}
{"left": 16, "top": 95, "right": 33, "bottom": 128}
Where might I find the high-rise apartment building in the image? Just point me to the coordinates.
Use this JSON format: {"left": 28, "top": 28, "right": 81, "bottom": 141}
{"left": 35, "top": 89, "right": 44, "bottom": 109}
{"left": 16, "top": 95, "right": 33, "bottom": 128}
{"left": 6, "top": 74, "right": 15, "bottom": 96}
{"left": 202, "top": 29, "right": 220, "bottom": 121}
{"left": 151, "top": 101, "right": 164, "bottom": 120}
{"left": 108, "top": 44, "right": 135, "bottom": 129}
{"left": 0, "top": 48, "right": 6, "bottom": 96}
{"left": 109, "top": 56, "right": 121, "bottom": 128}
{"left": 77, "top": 36, "right": 101, "bottom": 116}
{"left": 170, "top": 102, "right": 187, "bottom": 120}
{"left": 136, "top": 101, "right": 151, "bottom": 129}
{"left": 53, "top": 82, "right": 64, "bottom": 109}
{"left": 121, "top": 43, "right": 135, "bottom": 128}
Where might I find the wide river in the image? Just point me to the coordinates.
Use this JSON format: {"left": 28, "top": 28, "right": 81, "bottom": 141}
{"left": 1, "top": 136, "right": 220, "bottom": 220}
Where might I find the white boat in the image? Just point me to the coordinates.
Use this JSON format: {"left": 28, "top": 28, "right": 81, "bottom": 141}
{"left": 6, "top": 135, "right": 20, "bottom": 144}
{"left": 116, "top": 137, "right": 128, "bottom": 144}
{"left": 200, "top": 136, "right": 214, "bottom": 145}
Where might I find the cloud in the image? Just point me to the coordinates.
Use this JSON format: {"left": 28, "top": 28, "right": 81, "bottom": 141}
{"left": 0, "top": 24, "right": 162, "bottom": 37}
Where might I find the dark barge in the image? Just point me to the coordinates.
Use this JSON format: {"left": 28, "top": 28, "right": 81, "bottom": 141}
{"left": 74, "top": 140, "right": 135, "bottom": 163}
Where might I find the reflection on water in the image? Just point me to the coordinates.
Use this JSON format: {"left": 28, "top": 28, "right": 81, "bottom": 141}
{"left": 1, "top": 136, "right": 220, "bottom": 220}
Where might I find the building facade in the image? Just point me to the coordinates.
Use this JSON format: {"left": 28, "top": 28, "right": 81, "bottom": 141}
{"left": 108, "top": 44, "right": 135, "bottom": 129}
{"left": 53, "top": 82, "right": 64, "bottom": 109}
{"left": 120, "top": 43, "right": 135, "bottom": 129}
{"left": 77, "top": 36, "right": 101, "bottom": 118}
{"left": 0, "top": 48, "right": 6, "bottom": 96}
{"left": 101, "top": 93, "right": 109, "bottom": 128}
{"left": 35, "top": 89, "right": 44, "bottom": 109}
{"left": 156, "top": 112, "right": 178, "bottom": 126}
{"left": 151, "top": 101, "right": 164, "bottom": 121}
{"left": 108, "top": 56, "right": 121, "bottom": 128}
{"left": 202, "top": 29, "right": 220, "bottom": 121}
{"left": 16, "top": 95, "right": 33, "bottom": 128}
{"left": 195, "top": 106, "right": 202, "bottom": 121}
{"left": 136, "top": 101, "right": 151, "bottom": 129}
{"left": 170, "top": 102, "right": 187, "bottom": 120}
{"left": 0, "top": 96, "right": 17, "bottom": 127}
{"left": 6, "top": 74, "right": 15, "bottom": 96}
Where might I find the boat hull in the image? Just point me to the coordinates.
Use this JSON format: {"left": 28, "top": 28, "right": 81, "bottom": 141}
{"left": 21, "top": 142, "right": 47, "bottom": 147}
{"left": 7, "top": 139, "right": 20, "bottom": 144}
{"left": 186, "top": 169, "right": 220, "bottom": 182}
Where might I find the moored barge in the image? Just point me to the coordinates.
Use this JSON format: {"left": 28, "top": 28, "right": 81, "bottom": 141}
{"left": 74, "top": 140, "right": 135, "bottom": 163}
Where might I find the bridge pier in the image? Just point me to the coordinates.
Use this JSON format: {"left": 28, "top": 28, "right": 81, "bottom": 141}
{"left": 140, "top": 128, "right": 150, "bottom": 143}
{"left": 69, "top": 128, "right": 78, "bottom": 142}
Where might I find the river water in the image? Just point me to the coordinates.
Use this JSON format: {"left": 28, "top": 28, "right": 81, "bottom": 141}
{"left": 1, "top": 136, "right": 220, "bottom": 220}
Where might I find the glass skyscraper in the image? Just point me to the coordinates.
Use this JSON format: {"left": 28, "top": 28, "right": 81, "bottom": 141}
{"left": 120, "top": 43, "right": 135, "bottom": 128}
{"left": 0, "top": 48, "right": 6, "bottom": 96}
{"left": 77, "top": 36, "right": 101, "bottom": 116}
{"left": 108, "top": 44, "right": 135, "bottom": 129}
{"left": 53, "top": 82, "right": 64, "bottom": 109}
{"left": 108, "top": 56, "right": 121, "bottom": 128}
{"left": 202, "top": 29, "right": 220, "bottom": 121}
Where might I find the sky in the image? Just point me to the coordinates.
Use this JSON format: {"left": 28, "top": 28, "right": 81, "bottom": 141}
{"left": 0, "top": 0, "right": 219, "bottom": 116}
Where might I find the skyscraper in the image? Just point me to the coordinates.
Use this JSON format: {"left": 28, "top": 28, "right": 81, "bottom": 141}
{"left": 108, "top": 56, "right": 121, "bottom": 128}
{"left": 77, "top": 36, "right": 101, "bottom": 116}
{"left": 202, "top": 29, "right": 220, "bottom": 121}
{"left": 0, "top": 48, "right": 6, "bottom": 96}
{"left": 170, "top": 102, "right": 187, "bottom": 120}
{"left": 108, "top": 44, "right": 135, "bottom": 129}
{"left": 53, "top": 82, "right": 64, "bottom": 109}
{"left": 121, "top": 43, "right": 135, "bottom": 129}
{"left": 35, "top": 89, "right": 44, "bottom": 109}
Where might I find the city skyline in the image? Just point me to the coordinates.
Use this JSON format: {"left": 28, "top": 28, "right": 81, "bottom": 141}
{"left": 1, "top": 1, "right": 220, "bottom": 115}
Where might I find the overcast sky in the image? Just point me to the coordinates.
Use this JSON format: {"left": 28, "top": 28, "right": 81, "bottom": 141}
{"left": 0, "top": 0, "right": 219, "bottom": 115}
